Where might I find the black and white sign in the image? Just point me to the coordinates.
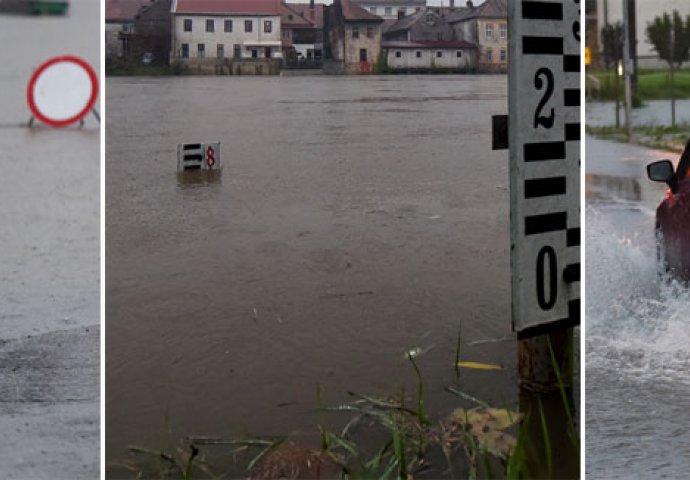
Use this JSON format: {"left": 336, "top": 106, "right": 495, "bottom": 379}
{"left": 177, "top": 142, "right": 221, "bottom": 172}
{"left": 508, "top": 0, "right": 580, "bottom": 335}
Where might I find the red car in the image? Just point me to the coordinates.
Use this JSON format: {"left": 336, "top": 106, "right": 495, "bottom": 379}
{"left": 647, "top": 139, "right": 690, "bottom": 281}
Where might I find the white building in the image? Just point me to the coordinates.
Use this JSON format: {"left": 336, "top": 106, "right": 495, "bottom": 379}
{"left": 351, "top": 0, "right": 426, "bottom": 20}
{"left": 171, "top": 0, "right": 283, "bottom": 60}
{"left": 382, "top": 40, "right": 475, "bottom": 71}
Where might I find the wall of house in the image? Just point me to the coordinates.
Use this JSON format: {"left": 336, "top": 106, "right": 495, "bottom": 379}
{"left": 476, "top": 18, "right": 507, "bottom": 72}
{"left": 180, "top": 57, "right": 282, "bottom": 75}
{"left": 356, "top": 1, "right": 424, "bottom": 20}
{"left": 133, "top": 0, "right": 172, "bottom": 65}
{"left": 173, "top": 14, "right": 282, "bottom": 60}
{"left": 385, "top": 47, "right": 473, "bottom": 70}
{"left": 105, "top": 22, "right": 130, "bottom": 59}
{"left": 344, "top": 22, "right": 382, "bottom": 72}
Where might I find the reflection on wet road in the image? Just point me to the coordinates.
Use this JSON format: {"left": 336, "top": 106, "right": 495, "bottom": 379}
{"left": 585, "top": 135, "right": 690, "bottom": 478}
{"left": 106, "top": 75, "right": 516, "bottom": 468}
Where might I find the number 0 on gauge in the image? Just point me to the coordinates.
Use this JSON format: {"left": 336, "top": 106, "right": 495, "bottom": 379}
{"left": 26, "top": 56, "right": 98, "bottom": 128}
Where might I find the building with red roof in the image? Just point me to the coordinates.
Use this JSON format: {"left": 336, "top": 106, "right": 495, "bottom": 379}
{"left": 447, "top": 0, "right": 507, "bottom": 72}
{"left": 281, "top": 2, "right": 318, "bottom": 60}
{"left": 324, "top": 0, "right": 384, "bottom": 73}
{"left": 381, "top": 7, "right": 477, "bottom": 72}
{"left": 105, "top": 0, "right": 151, "bottom": 59}
{"left": 171, "top": 0, "right": 284, "bottom": 65}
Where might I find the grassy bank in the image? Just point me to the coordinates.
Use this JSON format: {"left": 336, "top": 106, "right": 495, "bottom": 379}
{"left": 587, "top": 68, "right": 690, "bottom": 102}
{"left": 111, "top": 338, "right": 579, "bottom": 479}
{"left": 586, "top": 123, "right": 690, "bottom": 153}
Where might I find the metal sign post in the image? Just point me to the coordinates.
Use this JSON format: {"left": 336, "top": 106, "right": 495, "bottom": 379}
{"left": 507, "top": 1, "right": 581, "bottom": 476}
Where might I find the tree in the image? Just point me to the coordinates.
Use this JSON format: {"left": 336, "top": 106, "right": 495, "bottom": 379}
{"left": 646, "top": 11, "right": 690, "bottom": 68}
{"left": 600, "top": 21, "right": 624, "bottom": 71}
{"left": 646, "top": 11, "right": 690, "bottom": 126}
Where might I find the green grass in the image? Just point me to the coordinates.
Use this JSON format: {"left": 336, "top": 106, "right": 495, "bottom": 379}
{"left": 586, "top": 123, "right": 690, "bottom": 153}
{"left": 114, "top": 338, "right": 580, "bottom": 479}
{"left": 588, "top": 68, "right": 690, "bottom": 101}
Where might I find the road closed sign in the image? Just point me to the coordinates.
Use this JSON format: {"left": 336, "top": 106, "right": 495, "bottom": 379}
{"left": 508, "top": 0, "right": 580, "bottom": 335}
{"left": 27, "top": 56, "right": 98, "bottom": 128}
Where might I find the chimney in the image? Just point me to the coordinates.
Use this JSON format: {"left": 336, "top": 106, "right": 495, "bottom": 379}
{"left": 467, "top": 0, "right": 473, "bottom": 8}
{"left": 309, "top": 0, "right": 315, "bottom": 20}
{"left": 397, "top": 9, "right": 405, "bottom": 20}
{"left": 450, "top": 0, "right": 455, "bottom": 8}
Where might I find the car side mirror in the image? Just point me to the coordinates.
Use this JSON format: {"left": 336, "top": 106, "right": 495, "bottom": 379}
{"left": 647, "top": 160, "right": 675, "bottom": 185}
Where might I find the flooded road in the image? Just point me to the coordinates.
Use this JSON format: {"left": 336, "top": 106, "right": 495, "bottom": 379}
{"left": 585, "top": 136, "right": 690, "bottom": 478}
{"left": 0, "top": 1, "right": 100, "bottom": 478}
{"left": 106, "top": 75, "right": 516, "bottom": 471}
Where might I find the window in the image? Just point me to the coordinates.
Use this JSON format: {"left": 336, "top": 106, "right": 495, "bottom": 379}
{"left": 415, "top": 51, "right": 421, "bottom": 58}
{"left": 183, "top": 18, "right": 192, "bottom": 32}
{"left": 206, "top": 19, "right": 214, "bottom": 32}
{"left": 217, "top": 44, "right": 224, "bottom": 58}
{"left": 500, "top": 24, "right": 507, "bottom": 39}
{"left": 366, "top": 27, "right": 374, "bottom": 38}
{"left": 224, "top": 20, "right": 233, "bottom": 32}
{"left": 436, "top": 51, "right": 442, "bottom": 58}
{"left": 283, "top": 29, "right": 290, "bottom": 39}
{"left": 251, "top": 49, "right": 258, "bottom": 58}
{"left": 500, "top": 48, "right": 506, "bottom": 61}
{"left": 352, "top": 26, "right": 359, "bottom": 39}
{"left": 385, "top": 7, "right": 392, "bottom": 15}
{"left": 245, "top": 20, "right": 252, "bottom": 32}
{"left": 233, "top": 44, "right": 241, "bottom": 58}
{"left": 395, "top": 51, "right": 402, "bottom": 58}
{"left": 486, "top": 48, "right": 492, "bottom": 61}
{"left": 359, "top": 48, "right": 367, "bottom": 62}
{"left": 456, "top": 50, "right": 463, "bottom": 58}
{"left": 485, "top": 24, "right": 493, "bottom": 39}
{"left": 264, "top": 20, "right": 272, "bottom": 33}
{"left": 181, "top": 43, "right": 189, "bottom": 58}
{"left": 198, "top": 43, "right": 205, "bottom": 57}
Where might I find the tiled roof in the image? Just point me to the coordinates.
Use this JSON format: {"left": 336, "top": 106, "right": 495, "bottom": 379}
{"left": 105, "top": 0, "right": 150, "bottom": 21}
{"left": 282, "top": 3, "right": 315, "bottom": 27}
{"left": 382, "top": 39, "right": 477, "bottom": 49}
{"left": 340, "top": 0, "right": 384, "bottom": 22}
{"left": 290, "top": 2, "right": 325, "bottom": 29}
{"left": 447, "top": 0, "right": 507, "bottom": 23}
{"left": 174, "top": 0, "right": 281, "bottom": 15}
{"left": 383, "top": 9, "right": 421, "bottom": 34}
{"left": 352, "top": 0, "right": 425, "bottom": 5}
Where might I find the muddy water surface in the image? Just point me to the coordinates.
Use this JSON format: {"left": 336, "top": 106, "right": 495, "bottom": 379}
{"left": 106, "top": 75, "right": 516, "bottom": 469}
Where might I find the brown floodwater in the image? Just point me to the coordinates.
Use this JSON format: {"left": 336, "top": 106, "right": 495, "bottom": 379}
{"left": 105, "top": 74, "right": 516, "bottom": 472}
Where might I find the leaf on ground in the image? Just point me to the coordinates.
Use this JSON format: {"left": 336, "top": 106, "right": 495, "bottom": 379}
{"left": 454, "top": 361, "right": 503, "bottom": 370}
{"left": 450, "top": 407, "right": 523, "bottom": 431}
{"left": 450, "top": 407, "right": 523, "bottom": 458}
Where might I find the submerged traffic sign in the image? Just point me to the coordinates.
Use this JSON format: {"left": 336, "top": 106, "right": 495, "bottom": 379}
{"left": 508, "top": 0, "right": 581, "bottom": 335}
{"left": 177, "top": 142, "right": 221, "bottom": 171}
{"left": 26, "top": 56, "right": 98, "bottom": 128}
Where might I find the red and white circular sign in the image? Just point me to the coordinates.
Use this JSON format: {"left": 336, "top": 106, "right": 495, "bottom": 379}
{"left": 26, "top": 55, "right": 98, "bottom": 128}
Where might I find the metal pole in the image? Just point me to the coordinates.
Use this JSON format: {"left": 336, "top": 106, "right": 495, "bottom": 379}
{"left": 622, "top": 0, "right": 633, "bottom": 142}
{"left": 671, "top": 28, "right": 676, "bottom": 128}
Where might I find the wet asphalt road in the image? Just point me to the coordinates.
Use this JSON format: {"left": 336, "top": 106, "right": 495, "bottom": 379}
{"left": 585, "top": 135, "right": 690, "bottom": 478}
{"left": 0, "top": 1, "right": 100, "bottom": 477}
